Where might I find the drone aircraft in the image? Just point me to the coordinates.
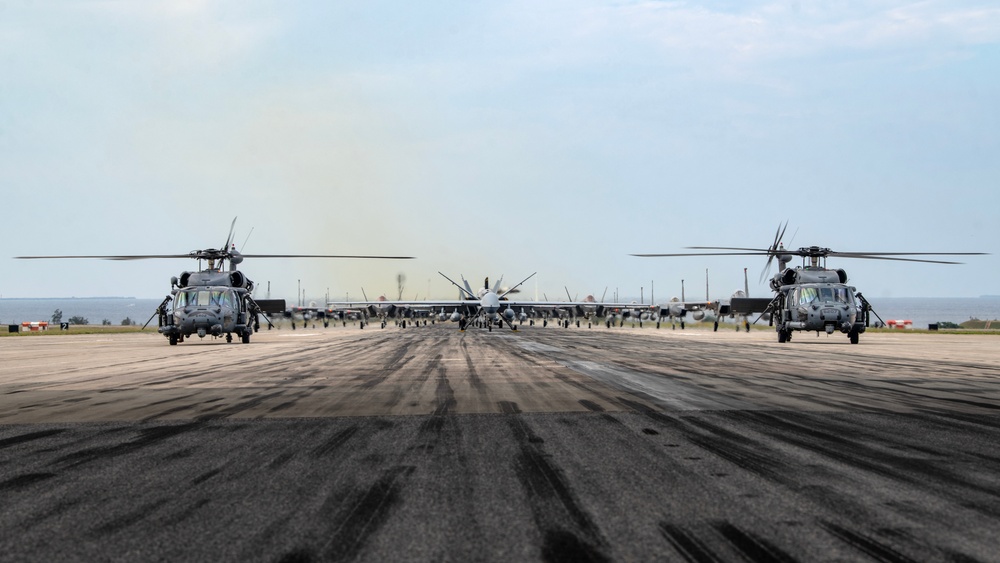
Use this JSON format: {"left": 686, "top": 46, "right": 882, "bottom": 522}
{"left": 329, "top": 272, "right": 655, "bottom": 332}
{"left": 15, "top": 219, "right": 414, "bottom": 345}
{"left": 330, "top": 272, "right": 539, "bottom": 331}
{"left": 633, "top": 224, "right": 985, "bottom": 344}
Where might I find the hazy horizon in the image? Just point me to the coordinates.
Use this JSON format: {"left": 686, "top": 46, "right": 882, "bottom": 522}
{"left": 3, "top": 1, "right": 997, "bottom": 299}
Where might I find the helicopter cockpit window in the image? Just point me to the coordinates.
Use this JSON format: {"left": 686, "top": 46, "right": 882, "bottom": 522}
{"left": 175, "top": 290, "right": 215, "bottom": 308}
{"left": 819, "top": 287, "right": 835, "bottom": 302}
{"left": 832, "top": 287, "right": 852, "bottom": 304}
{"left": 798, "top": 287, "right": 819, "bottom": 305}
{"left": 210, "top": 290, "right": 234, "bottom": 308}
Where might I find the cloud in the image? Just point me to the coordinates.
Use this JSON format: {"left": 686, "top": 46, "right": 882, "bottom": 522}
{"left": 75, "top": 0, "right": 283, "bottom": 72}
{"left": 494, "top": 1, "right": 1000, "bottom": 73}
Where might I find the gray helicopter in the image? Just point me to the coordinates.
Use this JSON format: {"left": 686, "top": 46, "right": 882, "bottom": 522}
{"left": 16, "top": 219, "right": 414, "bottom": 345}
{"left": 633, "top": 224, "right": 985, "bottom": 344}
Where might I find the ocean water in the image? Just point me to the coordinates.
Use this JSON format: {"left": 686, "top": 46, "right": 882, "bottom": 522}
{"left": 2, "top": 296, "right": 999, "bottom": 329}
{"left": 868, "top": 297, "right": 1000, "bottom": 329}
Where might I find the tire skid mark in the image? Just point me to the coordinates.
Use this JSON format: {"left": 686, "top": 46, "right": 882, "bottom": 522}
{"left": 460, "top": 339, "right": 488, "bottom": 399}
{"left": 505, "top": 405, "right": 610, "bottom": 561}
{"left": 0, "top": 472, "right": 57, "bottom": 492}
{"left": 160, "top": 498, "right": 212, "bottom": 527}
{"left": 659, "top": 522, "right": 724, "bottom": 563}
{"left": 727, "top": 411, "right": 1000, "bottom": 505}
{"left": 89, "top": 498, "right": 171, "bottom": 538}
{"left": 821, "top": 521, "right": 920, "bottom": 563}
{"left": 319, "top": 465, "right": 415, "bottom": 562}
{"left": 195, "top": 390, "right": 288, "bottom": 421}
{"left": 385, "top": 346, "right": 443, "bottom": 409}
{"left": 616, "top": 400, "right": 790, "bottom": 484}
{"left": 714, "top": 521, "right": 799, "bottom": 563}
{"left": 52, "top": 422, "right": 205, "bottom": 468}
{"left": 502, "top": 339, "right": 629, "bottom": 409}
{"left": 15, "top": 497, "right": 83, "bottom": 531}
{"left": 190, "top": 467, "right": 222, "bottom": 485}
{"left": 0, "top": 429, "right": 65, "bottom": 449}
{"left": 267, "top": 451, "right": 295, "bottom": 470}
{"left": 310, "top": 426, "right": 359, "bottom": 458}
{"left": 415, "top": 364, "right": 456, "bottom": 452}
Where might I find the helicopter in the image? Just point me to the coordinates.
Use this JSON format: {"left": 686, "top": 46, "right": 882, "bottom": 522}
{"left": 15, "top": 219, "right": 414, "bottom": 345}
{"left": 633, "top": 223, "right": 986, "bottom": 344}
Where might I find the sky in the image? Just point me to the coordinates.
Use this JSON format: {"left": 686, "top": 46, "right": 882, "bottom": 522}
{"left": 2, "top": 0, "right": 997, "bottom": 302}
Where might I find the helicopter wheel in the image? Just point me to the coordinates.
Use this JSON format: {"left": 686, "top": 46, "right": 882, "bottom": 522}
{"left": 745, "top": 321, "right": 751, "bottom": 332}
{"left": 241, "top": 330, "right": 251, "bottom": 344}
{"left": 713, "top": 321, "right": 719, "bottom": 332}
{"left": 226, "top": 333, "right": 233, "bottom": 343}
{"left": 381, "top": 321, "right": 386, "bottom": 329}
{"left": 849, "top": 328, "right": 860, "bottom": 344}
{"left": 777, "top": 329, "right": 787, "bottom": 343}
{"left": 169, "top": 334, "right": 178, "bottom": 346}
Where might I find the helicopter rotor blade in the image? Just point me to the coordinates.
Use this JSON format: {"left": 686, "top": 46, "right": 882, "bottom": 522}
{"left": 16, "top": 253, "right": 415, "bottom": 260}
{"left": 14, "top": 254, "right": 194, "bottom": 260}
{"left": 223, "top": 216, "right": 238, "bottom": 253}
{"left": 761, "top": 221, "right": 788, "bottom": 283}
{"left": 830, "top": 251, "right": 987, "bottom": 257}
{"left": 826, "top": 254, "right": 969, "bottom": 265}
{"left": 240, "top": 254, "right": 415, "bottom": 259}
{"left": 631, "top": 251, "right": 770, "bottom": 257}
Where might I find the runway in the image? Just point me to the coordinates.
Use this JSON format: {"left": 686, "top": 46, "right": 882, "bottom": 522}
{"left": 2, "top": 325, "right": 999, "bottom": 561}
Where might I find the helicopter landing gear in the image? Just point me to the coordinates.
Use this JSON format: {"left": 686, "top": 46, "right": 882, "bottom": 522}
{"left": 241, "top": 330, "right": 251, "bottom": 344}
{"left": 849, "top": 327, "right": 860, "bottom": 344}
{"left": 777, "top": 328, "right": 792, "bottom": 343}
{"left": 226, "top": 333, "right": 233, "bottom": 343}
{"left": 745, "top": 320, "right": 751, "bottom": 332}
{"left": 381, "top": 321, "right": 386, "bottom": 329}
{"left": 713, "top": 321, "right": 719, "bottom": 332}
{"left": 169, "top": 334, "right": 178, "bottom": 345}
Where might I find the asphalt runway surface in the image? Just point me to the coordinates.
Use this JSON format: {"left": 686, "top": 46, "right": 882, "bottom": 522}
{"left": 1, "top": 324, "right": 999, "bottom": 561}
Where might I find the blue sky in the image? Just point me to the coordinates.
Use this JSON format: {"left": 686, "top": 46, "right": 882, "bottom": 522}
{"left": 2, "top": 1, "right": 997, "bottom": 301}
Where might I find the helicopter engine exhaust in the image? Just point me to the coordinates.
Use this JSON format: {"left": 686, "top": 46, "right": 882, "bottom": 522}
{"left": 229, "top": 271, "right": 251, "bottom": 289}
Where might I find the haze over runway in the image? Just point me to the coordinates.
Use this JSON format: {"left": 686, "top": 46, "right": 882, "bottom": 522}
{"left": 3, "top": 2, "right": 998, "bottom": 300}
{"left": 2, "top": 326, "right": 999, "bottom": 560}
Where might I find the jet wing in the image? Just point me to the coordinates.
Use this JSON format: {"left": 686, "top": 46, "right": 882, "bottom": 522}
{"left": 729, "top": 297, "right": 774, "bottom": 315}
{"left": 253, "top": 299, "right": 287, "bottom": 315}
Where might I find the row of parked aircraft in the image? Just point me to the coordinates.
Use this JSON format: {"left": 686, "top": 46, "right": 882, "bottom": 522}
{"left": 281, "top": 270, "right": 760, "bottom": 333}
